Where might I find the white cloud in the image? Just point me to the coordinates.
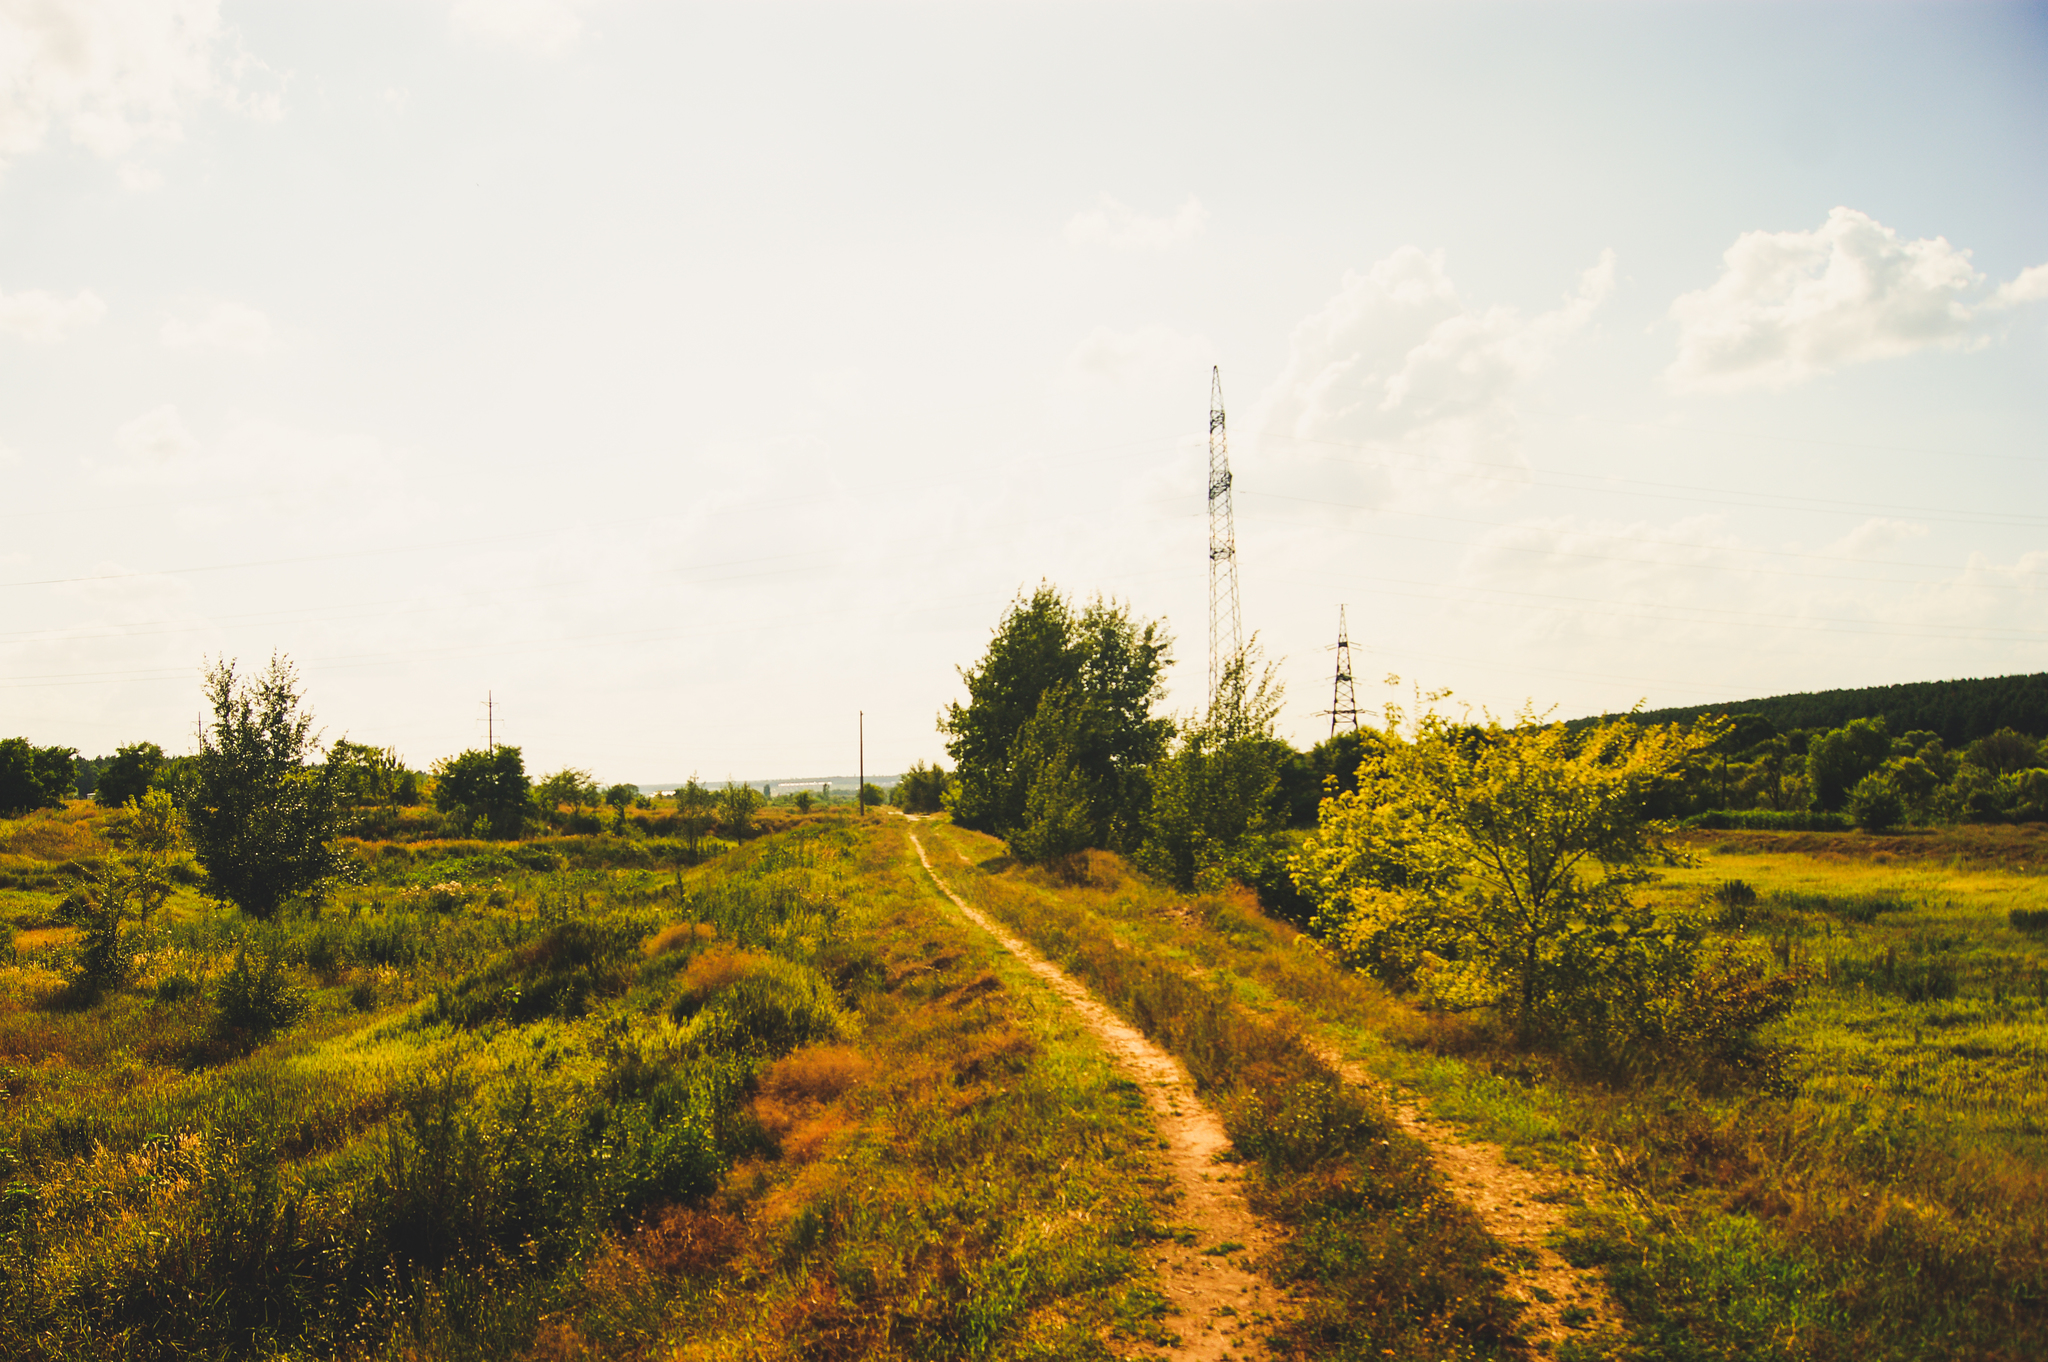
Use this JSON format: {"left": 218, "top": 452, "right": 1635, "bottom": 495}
{"left": 449, "top": 0, "right": 598, "bottom": 57}
{"left": 1994, "top": 263, "right": 2048, "bottom": 309}
{"left": 1066, "top": 323, "right": 1210, "bottom": 387}
{"left": 0, "top": 0, "right": 282, "bottom": 174}
{"left": 1257, "top": 247, "right": 1613, "bottom": 505}
{"left": 0, "top": 284, "right": 104, "bottom": 340}
{"left": 1065, "top": 194, "right": 1207, "bottom": 251}
{"left": 160, "top": 299, "right": 272, "bottom": 355}
{"left": 1667, "top": 207, "right": 2048, "bottom": 392}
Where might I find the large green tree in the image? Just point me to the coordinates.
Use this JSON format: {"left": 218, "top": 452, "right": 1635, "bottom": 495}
{"left": 0, "top": 739, "right": 76, "bottom": 815}
{"left": 185, "top": 656, "right": 351, "bottom": 920}
{"left": 940, "top": 585, "right": 1172, "bottom": 857}
{"left": 92, "top": 741, "right": 166, "bottom": 808}
{"left": 433, "top": 747, "right": 531, "bottom": 838}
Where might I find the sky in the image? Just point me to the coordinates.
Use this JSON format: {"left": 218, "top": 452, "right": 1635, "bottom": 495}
{"left": 2, "top": 0, "right": 2046, "bottom": 785}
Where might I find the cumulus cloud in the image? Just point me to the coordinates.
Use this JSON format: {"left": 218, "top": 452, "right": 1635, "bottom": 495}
{"left": 1065, "top": 194, "right": 1207, "bottom": 251}
{"left": 449, "top": 0, "right": 599, "bottom": 57}
{"left": 0, "top": 284, "right": 104, "bottom": 340}
{"left": 0, "top": 0, "right": 282, "bottom": 174}
{"left": 1668, "top": 207, "right": 2048, "bottom": 392}
{"left": 1257, "top": 247, "right": 1613, "bottom": 505}
{"left": 160, "top": 299, "right": 271, "bottom": 355}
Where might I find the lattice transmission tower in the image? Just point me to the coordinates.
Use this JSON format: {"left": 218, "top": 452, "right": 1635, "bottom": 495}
{"left": 1318, "top": 605, "right": 1362, "bottom": 738}
{"left": 1207, "top": 365, "right": 1242, "bottom": 707}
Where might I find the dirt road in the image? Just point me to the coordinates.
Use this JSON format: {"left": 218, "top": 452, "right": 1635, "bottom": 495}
{"left": 908, "top": 829, "right": 1288, "bottom": 1362}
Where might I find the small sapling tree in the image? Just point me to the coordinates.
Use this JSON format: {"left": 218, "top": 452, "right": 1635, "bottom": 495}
{"left": 718, "top": 781, "right": 761, "bottom": 838}
{"left": 185, "top": 656, "right": 351, "bottom": 921}
{"left": 1295, "top": 706, "right": 1799, "bottom": 1057}
{"left": 604, "top": 782, "right": 639, "bottom": 833}
{"left": 66, "top": 789, "right": 183, "bottom": 998}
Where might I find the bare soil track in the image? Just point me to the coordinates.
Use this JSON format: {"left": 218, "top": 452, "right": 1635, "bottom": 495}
{"left": 908, "top": 828, "right": 1287, "bottom": 1361}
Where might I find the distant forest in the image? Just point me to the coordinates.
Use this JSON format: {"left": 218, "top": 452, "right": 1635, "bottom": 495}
{"left": 1612, "top": 673, "right": 2048, "bottom": 745}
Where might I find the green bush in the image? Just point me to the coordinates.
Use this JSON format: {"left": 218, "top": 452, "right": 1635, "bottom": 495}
{"left": 1846, "top": 772, "right": 1907, "bottom": 832}
{"left": 215, "top": 947, "right": 310, "bottom": 1038}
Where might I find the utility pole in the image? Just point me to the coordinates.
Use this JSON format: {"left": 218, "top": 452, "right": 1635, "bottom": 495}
{"left": 1208, "top": 365, "right": 1242, "bottom": 708}
{"left": 1317, "top": 605, "right": 1362, "bottom": 738}
{"left": 858, "top": 711, "right": 865, "bottom": 817}
{"left": 486, "top": 691, "right": 495, "bottom": 754}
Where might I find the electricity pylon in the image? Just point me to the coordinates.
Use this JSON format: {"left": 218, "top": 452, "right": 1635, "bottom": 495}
{"left": 1208, "top": 365, "right": 1241, "bottom": 708}
{"left": 1317, "top": 605, "right": 1362, "bottom": 738}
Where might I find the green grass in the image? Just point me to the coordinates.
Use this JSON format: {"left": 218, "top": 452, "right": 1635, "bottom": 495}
{"left": 0, "top": 806, "right": 1178, "bottom": 1359}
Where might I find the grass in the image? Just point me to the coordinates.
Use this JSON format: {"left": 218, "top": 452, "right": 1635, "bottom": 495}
{"left": 919, "top": 824, "right": 1533, "bottom": 1362}
{"left": 922, "top": 819, "right": 2048, "bottom": 1361}
{"left": 0, "top": 804, "right": 1178, "bottom": 1359}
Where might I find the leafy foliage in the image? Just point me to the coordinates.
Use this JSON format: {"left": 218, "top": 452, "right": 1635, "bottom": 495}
{"left": 941, "top": 584, "right": 1172, "bottom": 858}
{"left": 891, "top": 759, "right": 950, "bottom": 813}
{"left": 185, "top": 656, "right": 351, "bottom": 920}
{"left": 1296, "top": 708, "right": 1798, "bottom": 1056}
{"left": 92, "top": 741, "right": 167, "bottom": 808}
{"left": 1140, "top": 644, "right": 1291, "bottom": 889}
{"left": 432, "top": 745, "right": 532, "bottom": 839}
{"left": 0, "top": 737, "right": 76, "bottom": 815}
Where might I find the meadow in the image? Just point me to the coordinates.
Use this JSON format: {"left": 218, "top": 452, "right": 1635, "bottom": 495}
{"left": 0, "top": 803, "right": 1180, "bottom": 1360}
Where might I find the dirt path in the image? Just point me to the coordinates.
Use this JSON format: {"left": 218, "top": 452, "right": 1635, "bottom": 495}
{"left": 907, "top": 829, "right": 1287, "bottom": 1362}
{"left": 921, "top": 823, "right": 1619, "bottom": 1353}
{"left": 1313, "top": 1048, "right": 1617, "bottom": 1349}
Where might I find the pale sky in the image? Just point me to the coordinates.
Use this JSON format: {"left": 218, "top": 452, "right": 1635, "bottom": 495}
{"left": 3, "top": 0, "right": 2046, "bottom": 785}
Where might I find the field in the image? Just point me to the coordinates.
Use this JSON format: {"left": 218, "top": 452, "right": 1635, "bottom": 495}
{"left": 1, "top": 804, "right": 2044, "bottom": 1359}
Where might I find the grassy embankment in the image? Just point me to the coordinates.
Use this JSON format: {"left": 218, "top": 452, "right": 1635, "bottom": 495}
{"left": 0, "top": 803, "right": 1175, "bottom": 1360}
{"left": 922, "top": 817, "right": 2048, "bottom": 1362}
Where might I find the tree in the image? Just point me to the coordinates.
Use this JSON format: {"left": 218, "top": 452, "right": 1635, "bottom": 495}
{"left": 326, "top": 740, "right": 411, "bottom": 807}
{"left": 1846, "top": 771, "right": 1905, "bottom": 833}
{"left": 67, "top": 789, "right": 182, "bottom": 998}
{"left": 92, "top": 742, "right": 167, "bottom": 808}
{"left": 792, "top": 790, "right": 814, "bottom": 814}
{"left": 603, "top": 782, "right": 639, "bottom": 833}
{"left": 1140, "top": 645, "right": 1290, "bottom": 890}
{"left": 185, "top": 656, "right": 350, "bottom": 920}
{"left": 1293, "top": 708, "right": 1777, "bottom": 1048}
{"left": 433, "top": 747, "right": 531, "bottom": 839}
{"left": 717, "top": 781, "right": 761, "bottom": 838}
{"left": 1807, "top": 717, "right": 1891, "bottom": 812}
{"left": 535, "top": 767, "right": 600, "bottom": 827}
{"left": 892, "top": 760, "right": 951, "bottom": 814}
{"left": 0, "top": 739, "right": 76, "bottom": 815}
{"left": 940, "top": 585, "right": 1172, "bottom": 856}
{"left": 676, "top": 779, "right": 717, "bottom": 855}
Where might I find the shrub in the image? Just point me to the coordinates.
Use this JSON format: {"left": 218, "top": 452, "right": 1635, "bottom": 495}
{"left": 215, "top": 947, "right": 310, "bottom": 1038}
{"left": 1846, "top": 772, "right": 1907, "bottom": 832}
